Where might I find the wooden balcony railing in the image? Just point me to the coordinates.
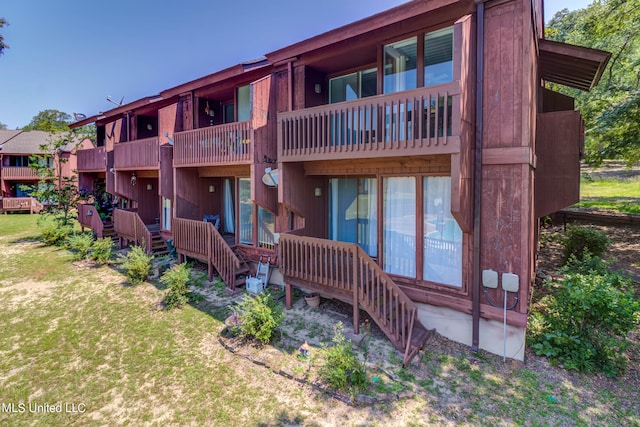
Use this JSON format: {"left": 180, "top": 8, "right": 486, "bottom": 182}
{"left": 1, "top": 166, "right": 39, "bottom": 179}
{"left": 279, "top": 232, "right": 426, "bottom": 366}
{"left": 173, "top": 122, "right": 252, "bottom": 167}
{"left": 173, "top": 217, "right": 241, "bottom": 288}
{"left": 113, "top": 137, "right": 159, "bottom": 170}
{"left": 0, "top": 197, "right": 42, "bottom": 213}
{"left": 278, "top": 82, "right": 461, "bottom": 162}
{"left": 77, "top": 146, "right": 106, "bottom": 172}
{"left": 77, "top": 203, "right": 105, "bottom": 238}
{"left": 113, "top": 209, "right": 151, "bottom": 253}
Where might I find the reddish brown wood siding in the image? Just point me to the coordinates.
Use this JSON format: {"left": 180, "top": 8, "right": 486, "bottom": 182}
{"left": 251, "top": 74, "right": 278, "bottom": 214}
{"left": 77, "top": 146, "right": 106, "bottom": 172}
{"left": 114, "top": 137, "right": 160, "bottom": 170}
{"left": 535, "top": 111, "right": 583, "bottom": 218}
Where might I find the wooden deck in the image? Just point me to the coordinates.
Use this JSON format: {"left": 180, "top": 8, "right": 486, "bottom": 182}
{"left": 278, "top": 82, "right": 461, "bottom": 162}
{"left": 113, "top": 209, "right": 152, "bottom": 253}
{"left": 173, "top": 122, "right": 252, "bottom": 167}
{"left": 0, "top": 197, "right": 43, "bottom": 214}
{"left": 279, "top": 231, "right": 431, "bottom": 366}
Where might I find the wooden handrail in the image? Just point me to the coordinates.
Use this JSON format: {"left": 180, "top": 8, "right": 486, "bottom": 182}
{"left": 173, "top": 121, "right": 252, "bottom": 167}
{"left": 279, "top": 231, "right": 422, "bottom": 365}
{"left": 113, "top": 209, "right": 151, "bottom": 253}
{"left": 278, "top": 82, "right": 461, "bottom": 161}
{"left": 209, "top": 222, "right": 241, "bottom": 290}
{"left": 77, "top": 203, "right": 105, "bottom": 238}
{"left": 173, "top": 217, "right": 241, "bottom": 289}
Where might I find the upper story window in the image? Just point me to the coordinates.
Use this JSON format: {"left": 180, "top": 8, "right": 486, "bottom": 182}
{"left": 8, "top": 156, "right": 31, "bottom": 167}
{"left": 424, "top": 27, "right": 454, "bottom": 87}
{"left": 329, "top": 68, "right": 377, "bottom": 104}
{"left": 384, "top": 27, "right": 454, "bottom": 94}
{"left": 384, "top": 37, "right": 417, "bottom": 94}
{"left": 237, "top": 85, "right": 251, "bottom": 122}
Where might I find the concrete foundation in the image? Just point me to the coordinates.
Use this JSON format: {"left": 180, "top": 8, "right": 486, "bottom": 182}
{"left": 415, "top": 303, "right": 526, "bottom": 361}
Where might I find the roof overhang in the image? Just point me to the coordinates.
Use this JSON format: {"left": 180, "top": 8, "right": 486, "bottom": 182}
{"left": 539, "top": 39, "right": 611, "bottom": 91}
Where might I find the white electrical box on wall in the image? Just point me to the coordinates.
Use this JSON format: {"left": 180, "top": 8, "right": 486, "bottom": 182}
{"left": 502, "top": 273, "right": 519, "bottom": 293}
{"left": 482, "top": 269, "right": 498, "bottom": 289}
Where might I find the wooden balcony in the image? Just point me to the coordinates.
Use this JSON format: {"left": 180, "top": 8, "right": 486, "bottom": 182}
{"left": 1, "top": 166, "right": 39, "bottom": 180}
{"left": 77, "top": 146, "right": 106, "bottom": 172}
{"left": 114, "top": 137, "right": 159, "bottom": 171}
{"left": 173, "top": 122, "right": 252, "bottom": 167}
{"left": 278, "top": 82, "right": 461, "bottom": 162}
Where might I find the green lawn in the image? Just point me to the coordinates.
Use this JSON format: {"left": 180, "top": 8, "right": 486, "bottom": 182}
{"left": 577, "top": 176, "right": 640, "bottom": 214}
{"left": 0, "top": 214, "right": 638, "bottom": 426}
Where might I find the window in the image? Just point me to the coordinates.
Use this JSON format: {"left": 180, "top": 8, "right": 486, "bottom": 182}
{"left": 424, "top": 27, "right": 454, "bottom": 87}
{"left": 423, "top": 177, "right": 462, "bottom": 287}
{"left": 223, "top": 178, "right": 236, "bottom": 234}
{"left": 238, "top": 178, "right": 253, "bottom": 245}
{"left": 237, "top": 85, "right": 251, "bottom": 122}
{"left": 329, "top": 178, "right": 377, "bottom": 257}
{"left": 383, "top": 177, "right": 416, "bottom": 277}
{"left": 329, "top": 68, "right": 377, "bottom": 104}
{"left": 162, "top": 197, "right": 171, "bottom": 231}
{"left": 9, "top": 156, "right": 30, "bottom": 167}
{"left": 384, "top": 37, "right": 417, "bottom": 94}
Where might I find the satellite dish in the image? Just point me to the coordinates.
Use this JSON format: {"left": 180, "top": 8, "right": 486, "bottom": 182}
{"left": 262, "top": 168, "right": 279, "bottom": 187}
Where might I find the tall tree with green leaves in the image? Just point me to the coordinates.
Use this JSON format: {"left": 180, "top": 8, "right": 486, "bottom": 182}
{"left": 22, "top": 110, "right": 72, "bottom": 133}
{"left": 0, "top": 18, "right": 8, "bottom": 56}
{"left": 27, "top": 131, "right": 86, "bottom": 226}
{"left": 546, "top": 0, "right": 640, "bottom": 166}
{"left": 0, "top": 122, "right": 8, "bottom": 130}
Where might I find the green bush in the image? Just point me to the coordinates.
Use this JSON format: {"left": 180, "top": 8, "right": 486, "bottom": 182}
{"left": 39, "top": 221, "right": 73, "bottom": 246}
{"left": 562, "top": 226, "right": 609, "bottom": 263}
{"left": 118, "top": 246, "right": 153, "bottom": 285}
{"left": 233, "top": 292, "right": 284, "bottom": 344}
{"left": 91, "top": 238, "right": 114, "bottom": 265}
{"left": 319, "top": 322, "right": 368, "bottom": 392}
{"left": 66, "top": 233, "right": 95, "bottom": 261}
{"left": 529, "top": 258, "right": 640, "bottom": 376}
{"left": 161, "top": 263, "right": 192, "bottom": 309}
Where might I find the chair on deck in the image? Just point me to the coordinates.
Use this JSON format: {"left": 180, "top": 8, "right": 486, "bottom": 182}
{"left": 203, "top": 214, "right": 221, "bottom": 232}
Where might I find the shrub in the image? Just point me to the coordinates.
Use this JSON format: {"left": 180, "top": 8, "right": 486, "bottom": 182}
{"left": 118, "top": 246, "right": 153, "bottom": 285}
{"left": 529, "top": 265, "right": 640, "bottom": 376}
{"left": 562, "top": 226, "right": 609, "bottom": 263}
{"left": 40, "top": 221, "right": 73, "bottom": 246}
{"left": 66, "top": 232, "right": 95, "bottom": 261}
{"left": 233, "top": 292, "right": 284, "bottom": 344}
{"left": 319, "top": 322, "right": 368, "bottom": 392}
{"left": 161, "top": 263, "right": 192, "bottom": 309}
{"left": 91, "top": 238, "right": 114, "bottom": 265}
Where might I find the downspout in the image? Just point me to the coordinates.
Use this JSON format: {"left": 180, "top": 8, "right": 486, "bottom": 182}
{"left": 472, "top": 1, "right": 485, "bottom": 352}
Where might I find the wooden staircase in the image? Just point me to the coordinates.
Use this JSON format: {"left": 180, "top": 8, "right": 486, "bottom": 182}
{"left": 149, "top": 228, "right": 169, "bottom": 256}
{"left": 231, "top": 248, "right": 252, "bottom": 289}
{"left": 101, "top": 221, "right": 118, "bottom": 243}
{"left": 279, "top": 232, "right": 433, "bottom": 366}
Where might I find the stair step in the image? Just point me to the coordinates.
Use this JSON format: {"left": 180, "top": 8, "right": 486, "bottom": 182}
{"left": 233, "top": 277, "right": 246, "bottom": 287}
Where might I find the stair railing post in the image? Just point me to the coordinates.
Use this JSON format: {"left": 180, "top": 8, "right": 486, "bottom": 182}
{"left": 352, "top": 245, "right": 359, "bottom": 335}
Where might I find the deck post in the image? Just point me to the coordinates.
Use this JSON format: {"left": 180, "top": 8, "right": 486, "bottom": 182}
{"left": 352, "top": 247, "right": 359, "bottom": 335}
{"left": 207, "top": 261, "right": 213, "bottom": 282}
{"left": 285, "top": 283, "right": 293, "bottom": 308}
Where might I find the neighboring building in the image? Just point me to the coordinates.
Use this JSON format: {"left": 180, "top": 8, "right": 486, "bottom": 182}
{"left": 0, "top": 129, "right": 89, "bottom": 201}
{"left": 71, "top": 0, "right": 610, "bottom": 364}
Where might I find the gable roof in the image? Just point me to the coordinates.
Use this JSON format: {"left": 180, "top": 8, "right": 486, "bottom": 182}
{"left": 0, "top": 130, "right": 77, "bottom": 154}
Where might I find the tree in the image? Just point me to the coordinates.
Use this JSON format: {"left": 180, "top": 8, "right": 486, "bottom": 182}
{"left": 0, "top": 18, "right": 8, "bottom": 56}
{"left": 0, "top": 122, "right": 7, "bottom": 130}
{"left": 22, "top": 110, "right": 72, "bottom": 133}
{"left": 27, "top": 130, "right": 86, "bottom": 226}
{"left": 546, "top": 0, "right": 640, "bottom": 166}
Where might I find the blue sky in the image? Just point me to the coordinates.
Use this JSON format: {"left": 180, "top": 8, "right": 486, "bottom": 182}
{"left": 1, "top": 0, "right": 591, "bottom": 130}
